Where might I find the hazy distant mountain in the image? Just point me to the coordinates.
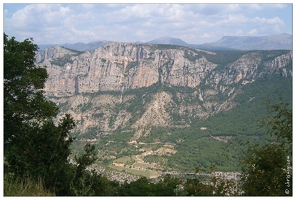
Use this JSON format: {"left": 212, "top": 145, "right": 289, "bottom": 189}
{"left": 197, "top": 33, "right": 292, "bottom": 50}
{"left": 188, "top": 43, "right": 236, "bottom": 50}
{"left": 38, "top": 33, "right": 292, "bottom": 52}
{"left": 62, "top": 40, "right": 112, "bottom": 51}
{"left": 147, "top": 34, "right": 292, "bottom": 50}
{"left": 147, "top": 36, "right": 189, "bottom": 46}
{"left": 38, "top": 40, "right": 112, "bottom": 51}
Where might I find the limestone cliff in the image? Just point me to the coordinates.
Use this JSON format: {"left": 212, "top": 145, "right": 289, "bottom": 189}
{"left": 36, "top": 43, "right": 218, "bottom": 96}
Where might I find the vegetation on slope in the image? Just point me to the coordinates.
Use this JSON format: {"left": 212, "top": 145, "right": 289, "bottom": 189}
{"left": 75, "top": 75, "right": 291, "bottom": 173}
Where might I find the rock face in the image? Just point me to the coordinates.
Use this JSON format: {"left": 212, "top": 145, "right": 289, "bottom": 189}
{"left": 36, "top": 43, "right": 219, "bottom": 96}
{"left": 36, "top": 43, "right": 292, "bottom": 141}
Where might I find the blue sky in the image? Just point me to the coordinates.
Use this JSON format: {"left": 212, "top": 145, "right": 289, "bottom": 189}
{"left": 3, "top": 2, "right": 293, "bottom": 45}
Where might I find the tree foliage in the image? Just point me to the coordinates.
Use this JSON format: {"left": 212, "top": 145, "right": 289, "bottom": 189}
{"left": 4, "top": 33, "right": 77, "bottom": 195}
{"left": 240, "top": 100, "right": 292, "bottom": 196}
{"left": 4, "top": 33, "right": 59, "bottom": 143}
{"left": 262, "top": 100, "right": 292, "bottom": 148}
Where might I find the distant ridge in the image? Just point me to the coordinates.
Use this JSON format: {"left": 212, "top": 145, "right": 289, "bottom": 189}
{"left": 62, "top": 40, "right": 112, "bottom": 51}
{"left": 38, "top": 33, "right": 292, "bottom": 51}
{"left": 147, "top": 36, "right": 189, "bottom": 46}
{"left": 38, "top": 40, "right": 111, "bottom": 51}
{"left": 197, "top": 33, "right": 292, "bottom": 50}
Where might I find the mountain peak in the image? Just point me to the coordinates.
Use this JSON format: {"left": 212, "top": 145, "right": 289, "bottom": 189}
{"left": 147, "top": 36, "right": 188, "bottom": 46}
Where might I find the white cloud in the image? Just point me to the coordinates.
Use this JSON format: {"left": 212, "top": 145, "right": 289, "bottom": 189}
{"left": 248, "top": 29, "right": 258, "bottom": 35}
{"left": 266, "top": 17, "right": 285, "bottom": 25}
{"left": 248, "top": 4, "right": 263, "bottom": 11}
{"left": 253, "top": 16, "right": 284, "bottom": 25}
{"left": 226, "top": 14, "right": 248, "bottom": 24}
{"left": 269, "top": 4, "right": 287, "bottom": 9}
{"left": 236, "top": 29, "right": 243, "bottom": 35}
{"left": 3, "top": 3, "right": 292, "bottom": 44}
{"left": 10, "top": 4, "right": 70, "bottom": 28}
{"left": 4, "top": 9, "right": 9, "bottom": 17}
{"left": 136, "top": 30, "right": 145, "bottom": 37}
{"left": 109, "top": 4, "right": 151, "bottom": 20}
{"left": 200, "top": 33, "right": 212, "bottom": 39}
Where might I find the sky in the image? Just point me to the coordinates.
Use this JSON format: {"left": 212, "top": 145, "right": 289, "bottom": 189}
{"left": 2, "top": 1, "right": 293, "bottom": 45}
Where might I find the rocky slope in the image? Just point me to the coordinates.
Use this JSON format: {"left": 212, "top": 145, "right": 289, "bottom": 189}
{"left": 36, "top": 43, "right": 292, "bottom": 141}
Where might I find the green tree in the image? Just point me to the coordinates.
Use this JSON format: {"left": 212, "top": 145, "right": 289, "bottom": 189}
{"left": 118, "top": 177, "right": 157, "bottom": 196}
{"left": 240, "top": 101, "right": 292, "bottom": 196}
{"left": 4, "top": 33, "right": 76, "bottom": 195}
{"left": 154, "top": 174, "right": 180, "bottom": 196}
{"left": 4, "top": 33, "right": 58, "bottom": 144}
{"left": 70, "top": 143, "right": 98, "bottom": 196}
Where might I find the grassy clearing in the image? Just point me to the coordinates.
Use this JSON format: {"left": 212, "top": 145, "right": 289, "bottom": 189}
{"left": 4, "top": 174, "right": 55, "bottom": 196}
{"left": 113, "top": 156, "right": 133, "bottom": 164}
{"left": 133, "top": 162, "right": 156, "bottom": 168}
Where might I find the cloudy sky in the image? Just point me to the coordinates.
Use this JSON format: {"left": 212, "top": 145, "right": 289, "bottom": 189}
{"left": 3, "top": 2, "right": 293, "bottom": 45}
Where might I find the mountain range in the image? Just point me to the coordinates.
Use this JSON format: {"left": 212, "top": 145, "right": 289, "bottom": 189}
{"left": 38, "top": 33, "right": 292, "bottom": 51}
{"left": 35, "top": 41, "right": 292, "bottom": 173}
{"left": 195, "top": 33, "right": 292, "bottom": 50}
